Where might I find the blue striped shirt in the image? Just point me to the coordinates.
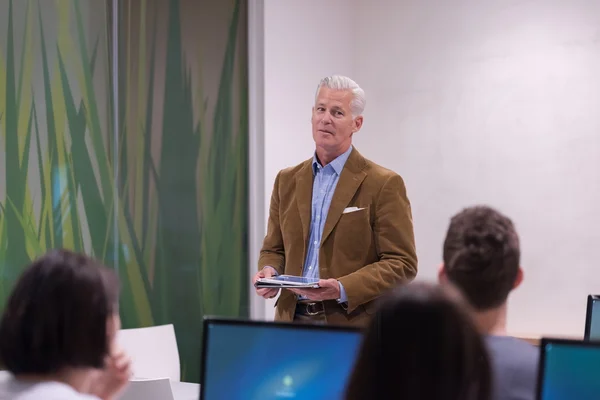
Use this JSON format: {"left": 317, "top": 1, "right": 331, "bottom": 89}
{"left": 299, "top": 146, "right": 353, "bottom": 302}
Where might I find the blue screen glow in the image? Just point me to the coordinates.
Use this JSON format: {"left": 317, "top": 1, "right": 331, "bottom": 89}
{"left": 539, "top": 341, "right": 600, "bottom": 400}
{"left": 202, "top": 322, "right": 362, "bottom": 400}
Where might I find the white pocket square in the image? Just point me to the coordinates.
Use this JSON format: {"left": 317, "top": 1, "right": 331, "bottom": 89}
{"left": 342, "top": 206, "right": 365, "bottom": 214}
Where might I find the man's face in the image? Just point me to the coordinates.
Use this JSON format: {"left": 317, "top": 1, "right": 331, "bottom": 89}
{"left": 311, "top": 87, "right": 363, "bottom": 156}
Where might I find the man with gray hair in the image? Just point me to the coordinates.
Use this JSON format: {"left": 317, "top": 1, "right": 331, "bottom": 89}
{"left": 254, "top": 75, "right": 418, "bottom": 326}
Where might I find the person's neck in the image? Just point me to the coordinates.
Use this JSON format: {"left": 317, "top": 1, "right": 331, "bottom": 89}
{"left": 16, "top": 367, "right": 96, "bottom": 394}
{"left": 316, "top": 145, "right": 350, "bottom": 166}
{"left": 473, "top": 303, "right": 508, "bottom": 336}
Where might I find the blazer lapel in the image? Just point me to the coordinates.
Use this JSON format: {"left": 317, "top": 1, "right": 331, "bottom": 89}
{"left": 295, "top": 162, "right": 314, "bottom": 243}
{"left": 321, "top": 149, "right": 368, "bottom": 244}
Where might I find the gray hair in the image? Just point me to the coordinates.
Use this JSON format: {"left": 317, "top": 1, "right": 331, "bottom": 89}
{"left": 315, "top": 75, "right": 366, "bottom": 117}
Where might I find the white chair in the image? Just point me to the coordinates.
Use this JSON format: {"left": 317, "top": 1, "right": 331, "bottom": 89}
{"left": 117, "top": 324, "right": 180, "bottom": 381}
{"left": 118, "top": 377, "right": 174, "bottom": 400}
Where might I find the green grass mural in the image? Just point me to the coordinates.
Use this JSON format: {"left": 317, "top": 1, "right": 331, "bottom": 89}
{"left": 0, "top": 0, "right": 249, "bottom": 382}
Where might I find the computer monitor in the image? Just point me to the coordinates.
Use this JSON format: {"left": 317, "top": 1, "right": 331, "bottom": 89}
{"left": 200, "top": 318, "right": 363, "bottom": 400}
{"left": 536, "top": 338, "right": 600, "bottom": 400}
{"left": 584, "top": 294, "right": 600, "bottom": 341}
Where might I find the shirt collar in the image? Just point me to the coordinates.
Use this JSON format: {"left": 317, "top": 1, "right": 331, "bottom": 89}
{"left": 312, "top": 145, "right": 353, "bottom": 176}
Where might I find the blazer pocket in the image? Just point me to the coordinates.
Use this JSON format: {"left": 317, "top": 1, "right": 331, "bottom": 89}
{"left": 339, "top": 205, "right": 369, "bottom": 222}
{"left": 342, "top": 206, "right": 366, "bottom": 215}
{"left": 363, "top": 300, "right": 379, "bottom": 315}
{"left": 337, "top": 205, "right": 371, "bottom": 237}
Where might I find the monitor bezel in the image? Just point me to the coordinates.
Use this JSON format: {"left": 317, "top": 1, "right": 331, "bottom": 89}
{"left": 199, "top": 316, "right": 364, "bottom": 399}
{"left": 584, "top": 294, "right": 600, "bottom": 341}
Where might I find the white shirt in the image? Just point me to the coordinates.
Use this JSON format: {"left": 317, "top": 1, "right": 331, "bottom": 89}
{"left": 0, "top": 375, "right": 100, "bottom": 400}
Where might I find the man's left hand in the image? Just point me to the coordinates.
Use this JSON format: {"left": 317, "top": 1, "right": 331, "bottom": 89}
{"left": 288, "top": 278, "right": 341, "bottom": 301}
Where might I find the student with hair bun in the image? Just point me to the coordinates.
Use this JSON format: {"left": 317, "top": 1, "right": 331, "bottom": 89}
{"left": 439, "top": 206, "right": 539, "bottom": 400}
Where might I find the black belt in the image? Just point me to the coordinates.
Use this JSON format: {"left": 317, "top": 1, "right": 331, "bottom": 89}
{"left": 295, "top": 301, "right": 325, "bottom": 316}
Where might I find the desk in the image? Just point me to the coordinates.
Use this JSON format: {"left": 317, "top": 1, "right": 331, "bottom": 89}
{"left": 510, "top": 333, "right": 584, "bottom": 347}
{"left": 170, "top": 381, "right": 200, "bottom": 400}
{"left": 0, "top": 372, "right": 199, "bottom": 400}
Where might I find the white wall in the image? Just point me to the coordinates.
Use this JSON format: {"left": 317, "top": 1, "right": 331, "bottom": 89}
{"left": 257, "top": 0, "right": 600, "bottom": 336}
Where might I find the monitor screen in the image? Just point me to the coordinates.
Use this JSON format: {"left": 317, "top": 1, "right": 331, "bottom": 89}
{"left": 537, "top": 339, "right": 600, "bottom": 400}
{"left": 585, "top": 295, "right": 600, "bottom": 341}
{"left": 200, "top": 319, "right": 363, "bottom": 400}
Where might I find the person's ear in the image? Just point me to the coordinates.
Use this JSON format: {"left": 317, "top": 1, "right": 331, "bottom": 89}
{"left": 513, "top": 267, "right": 524, "bottom": 289}
{"left": 438, "top": 263, "right": 447, "bottom": 283}
{"left": 352, "top": 116, "right": 363, "bottom": 133}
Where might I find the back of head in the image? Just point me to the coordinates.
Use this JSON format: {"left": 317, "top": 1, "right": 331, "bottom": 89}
{"left": 443, "top": 205, "right": 520, "bottom": 310}
{"left": 345, "top": 283, "right": 491, "bottom": 400}
{"left": 0, "top": 249, "right": 120, "bottom": 375}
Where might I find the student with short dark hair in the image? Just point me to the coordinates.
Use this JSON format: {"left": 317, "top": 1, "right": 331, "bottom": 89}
{"left": 344, "top": 282, "right": 492, "bottom": 400}
{"left": 0, "top": 249, "right": 131, "bottom": 400}
{"left": 439, "top": 205, "right": 539, "bottom": 400}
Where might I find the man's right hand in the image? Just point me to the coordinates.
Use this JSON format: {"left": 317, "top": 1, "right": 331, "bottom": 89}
{"left": 253, "top": 266, "right": 280, "bottom": 299}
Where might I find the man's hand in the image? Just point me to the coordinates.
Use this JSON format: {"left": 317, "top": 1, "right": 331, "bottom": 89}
{"left": 288, "top": 278, "right": 341, "bottom": 301}
{"left": 253, "top": 266, "right": 280, "bottom": 299}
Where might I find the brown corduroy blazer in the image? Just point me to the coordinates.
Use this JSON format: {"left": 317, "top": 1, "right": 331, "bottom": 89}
{"left": 258, "top": 148, "right": 418, "bottom": 326}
